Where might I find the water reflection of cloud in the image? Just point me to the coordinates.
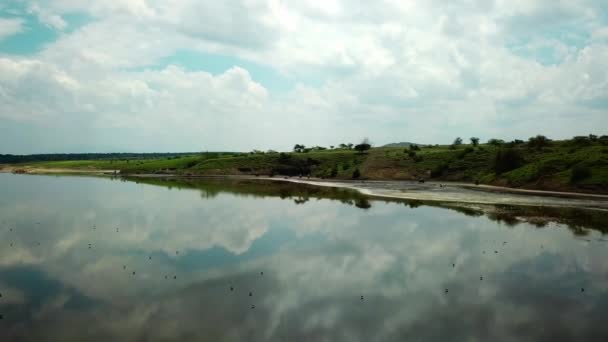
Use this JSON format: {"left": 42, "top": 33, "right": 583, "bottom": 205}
{"left": 1, "top": 174, "right": 608, "bottom": 341}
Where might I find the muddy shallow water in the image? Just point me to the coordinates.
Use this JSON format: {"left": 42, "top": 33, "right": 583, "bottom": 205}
{"left": 1, "top": 174, "right": 608, "bottom": 341}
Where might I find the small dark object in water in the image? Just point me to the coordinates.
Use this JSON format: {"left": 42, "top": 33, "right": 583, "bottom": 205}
{"left": 249, "top": 292, "right": 253, "bottom": 297}
{"left": 480, "top": 276, "right": 483, "bottom": 281}
{"left": 260, "top": 271, "right": 264, "bottom": 276}
{"left": 581, "top": 288, "right": 585, "bottom": 292}
{"left": 418, "top": 178, "right": 425, "bottom": 183}
{"left": 360, "top": 295, "right": 364, "bottom": 300}
{"left": 173, "top": 275, "right": 177, "bottom": 279}
{"left": 9, "top": 228, "right": 12, "bottom": 231}
{"left": 494, "top": 251, "right": 498, "bottom": 254}
{"left": 10, "top": 243, "right": 12, "bottom": 247}
{"left": 132, "top": 271, "right": 136, "bottom": 275}
{"left": 503, "top": 241, "right": 507, "bottom": 245}
{"left": 0, "top": 314, "right": 3, "bottom": 319}
{"left": 37, "top": 242, "right": 40, "bottom": 246}
{"left": 482, "top": 251, "right": 485, "bottom": 254}
{"left": 230, "top": 286, "right": 234, "bottom": 291}
{"left": 149, "top": 256, "right": 152, "bottom": 260}
{"left": 164, "top": 275, "right": 168, "bottom": 279}
{"left": 123, "top": 265, "right": 126, "bottom": 270}
{"left": 176, "top": 251, "right": 179, "bottom": 255}
{"left": 444, "top": 289, "right": 448, "bottom": 293}
{"left": 251, "top": 305, "right": 255, "bottom": 309}
{"left": 452, "top": 263, "right": 455, "bottom": 267}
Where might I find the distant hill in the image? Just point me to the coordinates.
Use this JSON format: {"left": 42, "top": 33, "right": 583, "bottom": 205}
{"left": 382, "top": 142, "right": 421, "bottom": 148}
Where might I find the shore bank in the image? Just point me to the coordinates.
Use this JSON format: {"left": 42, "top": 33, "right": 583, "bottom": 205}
{"left": 3, "top": 167, "right": 608, "bottom": 209}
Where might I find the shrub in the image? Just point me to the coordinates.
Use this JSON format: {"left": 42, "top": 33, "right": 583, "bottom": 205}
{"left": 494, "top": 148, "right": 522, "bottom": 174}
{"left": 470, "top": 137, "right": 480, "bottom": 146}
{"left": 330, "top": 166, "right": 338, "bottom": 178}
{"left": 528, "top": 135, "right": 551, "bottom": 149}
{"left": 354, "top": 143, "right": 371, "bottom": 153}
{"left": 488, "top": 138, "right": 505, "bottom": 146}
{"left": 431, "top": 162, "right": 449, "bottom": 178}
{"left": 571, "top": 136, "right": 591, "bottom": 146}
{"left": 457, "top": 147, "right": 474, "bottom": 159}
{"left": 570, "top": 165, "right": 592, "bottom": 183}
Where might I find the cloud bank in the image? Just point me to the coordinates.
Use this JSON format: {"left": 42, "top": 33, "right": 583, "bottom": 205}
{"left": 0, "top": 0, "right": 607, "bottom": 153}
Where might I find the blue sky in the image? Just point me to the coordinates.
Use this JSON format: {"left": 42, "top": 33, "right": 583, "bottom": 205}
{"left": 0, "top": 0, "right": 607, "bottom": 153}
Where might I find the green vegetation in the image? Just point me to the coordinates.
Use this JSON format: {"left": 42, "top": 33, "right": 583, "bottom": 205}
{"left": 4, "top": 134, "right": 608, "bottom": 194}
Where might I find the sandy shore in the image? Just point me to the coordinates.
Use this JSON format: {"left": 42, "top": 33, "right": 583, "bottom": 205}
{"left": 0, "top": 166, "right": 116, "bottom": 175}
{"left": 2, "top": 167, "right": 608, "bottom": 209}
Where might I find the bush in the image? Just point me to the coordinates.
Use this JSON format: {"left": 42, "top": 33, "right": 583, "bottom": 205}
{"left": 431, "top": 162, "right": 449, "bottom": 178}
{"left": 352, "top": 168, "right": 361, "bottom": 179}
{"left": 570, "top": 165, "right": 592, "bottom": 183}
{"left": 354, "top": 143, "right": 371, "bottom": 153}
{"left": 494, "top": 148, "right": 522, "bottom": 174}
{"left": 330, "top": 166, "right": 338, "bottom": 178}
{"left": 571, "top": 136, "right": 592, "bottom": 146}
{"left": 528, "top": 135, "right": 551, "bottom": 149}
{"left": 488, "top": 138, "right": 505, "bottom": 146}
{"left": 457, "top": 147, "right": 474, "bottom": 159}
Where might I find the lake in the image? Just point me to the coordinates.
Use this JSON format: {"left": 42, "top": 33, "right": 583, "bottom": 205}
{"left": 1, "top": 173, "right": 608, "bottom": 341}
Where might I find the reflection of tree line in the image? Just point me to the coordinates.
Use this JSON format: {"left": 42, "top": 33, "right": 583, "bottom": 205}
{"left": 123, "top": 177, "right": 608, "bottom": 235}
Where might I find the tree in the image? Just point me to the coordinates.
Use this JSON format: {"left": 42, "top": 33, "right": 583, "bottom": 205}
{"left": 453, "top": 137, "right": 463, "bottom": 146}
{"left": 470, "top": 137, "right": 480, "bottom": 146}
{"left": 528, "top": 135, "right": 551, "bottom": 150}
{"left": 488, "top": 138, "right": 505, "bottom": 146}
{"left": 347, "top": 143, "right": 354, "bottom": 150}
{"left": 354, "top": 138, "right": 372, "bottom": 154}
{"left": 354, "top": 143, "right": 371, "bottom": 153}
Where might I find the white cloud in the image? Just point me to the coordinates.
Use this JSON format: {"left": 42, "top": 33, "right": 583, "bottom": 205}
{"left": 0, "top": 0, "right": 607, "bottom": 153}
{"left": 28, "top": 3, "right": 67, "bottom": 30}
{"left": 0, "top": 17, "right": 23, "bottom": 40}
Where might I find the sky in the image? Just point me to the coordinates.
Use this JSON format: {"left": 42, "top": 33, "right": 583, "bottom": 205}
{"left": 0, "top": 0, "right": 607, "bottom": 154}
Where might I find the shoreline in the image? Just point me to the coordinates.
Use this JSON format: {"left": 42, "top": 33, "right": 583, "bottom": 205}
{"left": 3, "top": 167, "right": 608, "bottom": 208}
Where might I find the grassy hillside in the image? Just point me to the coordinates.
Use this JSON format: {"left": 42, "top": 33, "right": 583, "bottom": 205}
{"left": 8, "top": 136, "right": 608, "bottom": 193}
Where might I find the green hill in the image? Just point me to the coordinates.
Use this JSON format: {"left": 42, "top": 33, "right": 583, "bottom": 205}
{"left": 6, "top": 136, "right": 608, "bottom": 194}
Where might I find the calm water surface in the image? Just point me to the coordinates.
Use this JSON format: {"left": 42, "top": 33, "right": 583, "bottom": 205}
{"left": 1, "top": 174, "right": 608, "bottom": 341}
